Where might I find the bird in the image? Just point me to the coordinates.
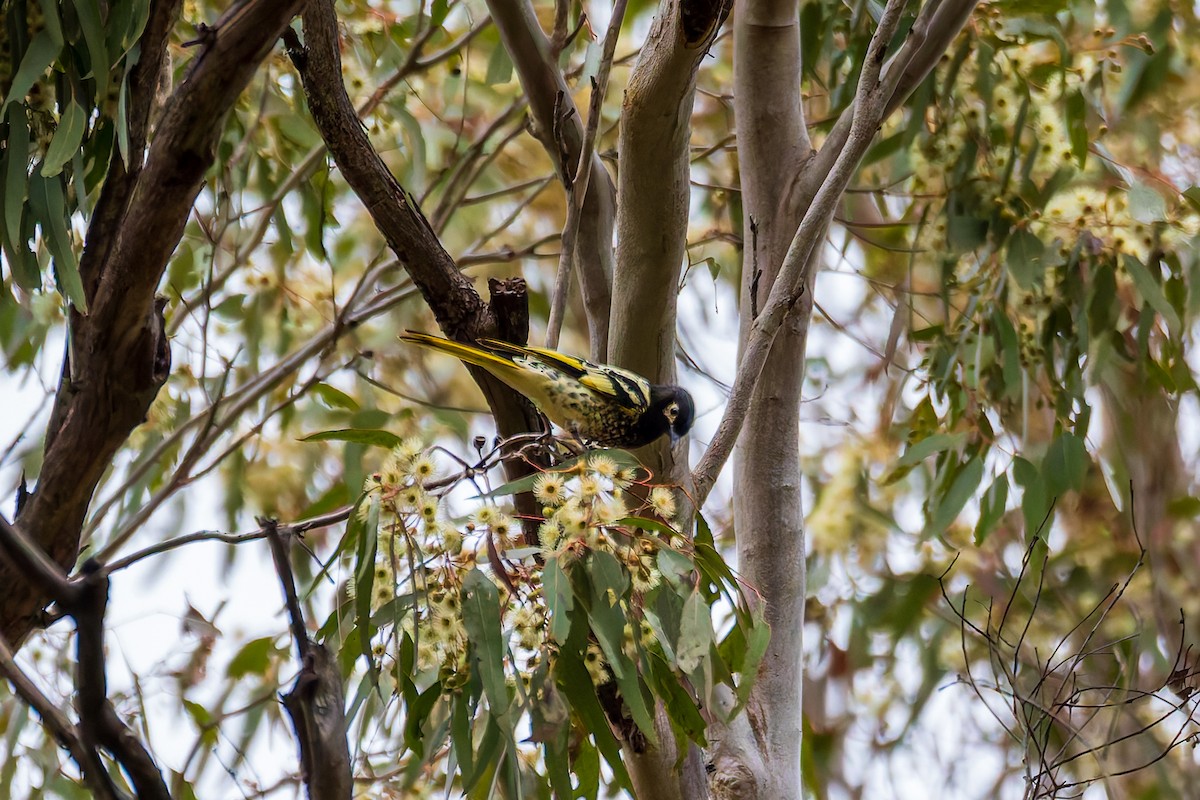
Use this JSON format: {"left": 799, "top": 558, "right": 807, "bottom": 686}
{"left": 400, "top": 331, "right": 695, "bottom": 448}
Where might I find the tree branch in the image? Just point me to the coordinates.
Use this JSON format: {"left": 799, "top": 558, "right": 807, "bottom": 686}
{"left": 289, "top": 0, "right": 549, "bottom": 530}
{"left": 691, "top": 0, "right": 914, "bottom": 504}
{"left": 601, "top": 0, "right": 730, "bottom": 794}
{"left": 787, "top": 0, "right": 978, "bottom": 225}
{"left": 4, "top": 0, "right": 307, "bottom": 648}
{"left": 716, "top": 0, "right": 815, "bottom": 792}
{"left": 286, "top": 4, "right": 488, "bottom": 339}
{"left": 484, "top": 0, "right": 615, "bottom": 358}
{"left": 0, "top": 516, "right": 171, "bottom": 798}
{"left": 0, "top": 632, "right": 121, "bottom": 800}
{"left": 267, "top": 521, "right": 352, "bottom": 800}
{"left": 545, "top": 0, "right": 629, "bottom": 350}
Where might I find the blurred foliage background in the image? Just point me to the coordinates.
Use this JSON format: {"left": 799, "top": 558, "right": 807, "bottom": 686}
{"left": 2, "top": 0, "right": 1200, "bottom": 796}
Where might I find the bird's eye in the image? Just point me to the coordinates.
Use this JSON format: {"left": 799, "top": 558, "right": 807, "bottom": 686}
{"left": 665, "top": 402, "right": 679, "bottom": 422}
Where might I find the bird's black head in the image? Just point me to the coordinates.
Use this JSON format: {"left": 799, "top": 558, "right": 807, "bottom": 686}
{"left": 648, "top": 384, "right": 695, "bottom": 444}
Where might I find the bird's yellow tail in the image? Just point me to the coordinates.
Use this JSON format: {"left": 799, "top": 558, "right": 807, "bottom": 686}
{"left": 400, "top": 331, "right": 516, "bottom": 372}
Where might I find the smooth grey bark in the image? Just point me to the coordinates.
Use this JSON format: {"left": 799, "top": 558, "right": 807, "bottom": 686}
{"left": 723, "top": 0, "right": 813, "bottom": 795}
{"left": 696, "top": 1, "right": 981, "bottom": 796}
{"left": 608, "top": 0, "right": 724, "bottom": 794}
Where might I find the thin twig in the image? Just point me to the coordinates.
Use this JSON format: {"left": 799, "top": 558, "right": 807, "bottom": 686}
{"left": 691, "top": 0, "right": 911, "bottom": 503}
{"left": 0, "top": 632, "right": 119, "bottom": 799}
{"left": 545, "top": 0, "right": 628, "bottom": 349}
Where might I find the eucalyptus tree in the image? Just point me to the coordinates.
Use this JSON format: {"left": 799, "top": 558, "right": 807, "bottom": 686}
{"left": 2, "top": 0, "right": 1198, "bottom": 798}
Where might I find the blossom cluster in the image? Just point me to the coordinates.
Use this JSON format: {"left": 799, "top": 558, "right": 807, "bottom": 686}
{"left": 357, "top": 442, "right": 684, "bottom": 690}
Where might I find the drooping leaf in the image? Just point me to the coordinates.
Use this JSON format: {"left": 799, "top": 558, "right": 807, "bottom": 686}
{"left": 3, "top": 30, "right": 60, "bottom": 114}
{"left": 461, "top": 568, "right": 510, "bottom": 715}
{"left": 300, "top": 428, "right": 402, "bottom": 448}
{"left": 928, "top": 455, "right": 984, "bottom": 536}
{"left": 543, "top": 556, "right": 574, "bottom": 643}
{"left": 42, "top": 101, "right": 87, "bottom": 178}
{"left": 1043, "top": 432, "right": 1088, "bottom": 495}
{"left": 28, "top": 170, "right": 86, "bottom": 311}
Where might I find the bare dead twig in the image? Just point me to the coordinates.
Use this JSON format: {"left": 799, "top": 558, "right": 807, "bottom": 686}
{"left": 0, "top": 632, "right": 119, "bottom": 799}
{"left": 0, "top": 516, "right": 171, "bottom": 798}
{"left": 267, "top": 520, "right": 353, "bottom": 800}
{"left": 938, "top": 516, "right": 1200, "bottom": 798}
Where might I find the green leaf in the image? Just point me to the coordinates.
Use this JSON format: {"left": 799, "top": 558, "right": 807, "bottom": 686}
{"left": 928, "top": 455, "right": 983, "bottom": 536}
{"left": 449, "top": 692, "right": 474, "bottom": 783}
{"left": 484, "top": 45, "right": 513, "bottom": 85}
{"left": 73, "top": 0, "right": 110, "bottom": 102}
{"left": 543, "top": 556, "right": 574, "bottom": 643}
{"left": 402, "top": 682, "right": 442, "bottom": 754}
{"left": 992, "top": 309, "right": 1021, "bottom": 398}
{"left": 312, "top": 383, "right": 360, "bottom": 411}
{"left": 553, "top": 651, "right": 632, "bottom": 791}
{"left": 676, "top": 590, "right": 713, "bottom": 675}
{"left": 645, "top": 652, "right": 707, "bottom": 743}
{"left": 116, "top": 68, "right": 131, "bottom": 166}
{"left": 1123, "top": 255, "right": 1181, "bottom": 335}
{"left": 616, "top": 515, "right": 679, "bottom": 537}
{"left": 583, "top": 552, "right": 656, "bottom": 742}
{"left": 1168, "top": 495, "right": 1200, "bottom": 518}
{"left": 974, "top": 474, "right": 1009, "bottom": 546}
{"left": 2, "top": 105, "right": 36, "bottom": 289}
{"left": 42, "top": 101, "right": 87, "bottom": 178}
{"left": 394, "top": 105, "right": 427, "bottom": 189}
{"left": 300, "top": 428, "right": 402, "bottom": 448}
{"left": 1013, "top": 456, "right": 1052, "bottom": 538}
{"left": 1127, "top": 182, "right": 1166, "bottom": 223}
{"left": 1183, "top": 186, "right": 1200, "bottom": 215}
{"left": 182, "top": 699, "right": 213, "bottom": 729}
{"left": 461, "top": 568, "right": 510, "bottom": 714}
{"left": 578, "top": 555, "right": 625, "bottom": 650}
{"left": 3, "top": 29, "right": 60, "bottom": 113}
{"left": 947, "top": 214, "right": 987, "bottom": 251}
{"left": 37, "top": 0, "right": 66, "bottom": 46}
{"left": 656, "top": 547, "right": 692, "bottom": 588}
{"left": 735, "top": 607, "right": 771, "bottom": 709}
{"left": 352, "top": 496, "right": 380, "bottom": 676}
{"left": 1065, "top": 89, "right": 1088, "bottom": 167}
{"left": 895, "top": 432, "right": 967, "bottom": 469}
{"left": 1006, "top": 229, "right": 1045, "bottom": 290}
{"left": 1043, "top": 432, "right": 1088, "bottom": 495}
{"left": 28, "top": 171, "right": 86, "bottom": 311}
{"left": 226, "top": 637, "right": 276, "bottom": 679}
{"left": 429, "top": 0, "right": 451, "bottom": 27}
{"left": 463, "top": 713, "right": 505, "bottom": 795}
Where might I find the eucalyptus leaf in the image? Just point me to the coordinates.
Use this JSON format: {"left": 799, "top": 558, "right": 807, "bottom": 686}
{"left": 42, "top": 101, "right": 87, "bottom": 178}
{"left": 461, "top": 568, "right": 510, "bottom": 714}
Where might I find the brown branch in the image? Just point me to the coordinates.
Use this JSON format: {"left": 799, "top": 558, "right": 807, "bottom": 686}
{"left": 267, "top": 521, "right": 353, "bottom": 800}
{"left": 288, "top": 0, "right": 547, "bottom": 523}
{"left": 0, "top": 632, "right": 120, "bottom": 799}
{"left": 691, "top": 0, "right": 912, "bottom": 504}
{"left": 0, "top": 516, "right": 170, "bottom": 798}
{"left": 4, "top": 0, "right": 307, "bottom": 648}
{"left": 286, "top": 5, "right": 487, "bottom": 339}
{"left": 73, "top": 565, "right": 172, "bottom": 800}
{"left": 104, "top": 508, "right": 353, "bottom": 574}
